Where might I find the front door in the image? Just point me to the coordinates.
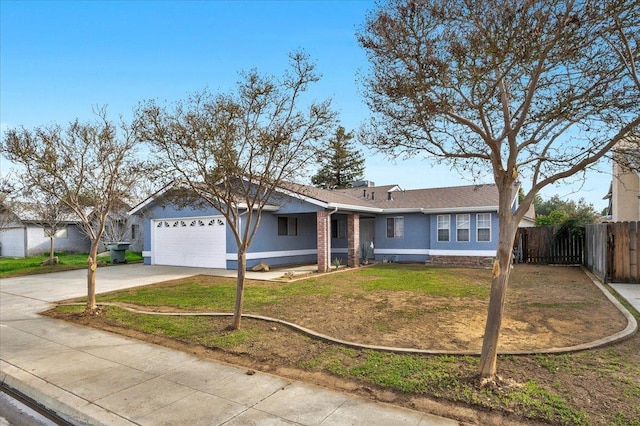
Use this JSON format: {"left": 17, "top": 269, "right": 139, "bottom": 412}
{"left": 359, "top": 218, "right": 375, "bottom": 260}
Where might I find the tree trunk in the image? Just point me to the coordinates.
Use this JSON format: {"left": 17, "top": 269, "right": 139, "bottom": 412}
{"left": 85, "top": 242, "right": 99, "bottom": 312}
{"left": 49, "top": 235, "right": 55, "bottom": 264}
{"left": 231, "top": 250, "right": 247, "bottom": 330}
{"left": 478, "top": 187, "right": 519, "bottom": 382}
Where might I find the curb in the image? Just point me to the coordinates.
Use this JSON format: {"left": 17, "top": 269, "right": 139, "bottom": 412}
{"left": 0, "top": 360, "right": 131, "bottom": 426}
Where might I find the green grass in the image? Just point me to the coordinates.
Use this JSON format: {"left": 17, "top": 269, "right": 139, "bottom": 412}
{"left": 303, "top": 348, "right": 590, "bottom": 425}
{"left": 501, "top": 380, "right": 591, "bottom": 425}
{"left": 95, "top": 264, "right": 490, "bottom": 311}
{"left": 96, "top": 276, "right": 336, "bottom": 311}
{"left": 0, "top": 251, "right": 143, "bottom": 278}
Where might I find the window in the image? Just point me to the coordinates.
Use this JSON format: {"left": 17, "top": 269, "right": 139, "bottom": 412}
{"left": 437, "top": 215, "right": 450, "bottom": 242}
{"left": 277, "top": 217, "right": 298, "bottom": 236}
{"left": 131, "top": 224, "right": 140, "bottom": 240}
{"left": 456, "top": 214, "right": 470, "bottom": 242}
{"left": 331, "top": 219, "right": 346, "bottom": 239}
{"left": 386, "top": 217, "right": 404, "bottom": 238}
{"left": 477, "top": 213, "right": 491, "bottom": 242}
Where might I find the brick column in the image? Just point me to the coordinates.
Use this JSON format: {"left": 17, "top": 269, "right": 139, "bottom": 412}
{"left": 347, "top": 213, "right": 360, "bottom": 267}
{"left": 317, "top": 211, "right": 329, "bottom": 272}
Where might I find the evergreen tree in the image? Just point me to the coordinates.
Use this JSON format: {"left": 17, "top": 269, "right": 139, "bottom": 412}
{"left": 312, "top": 126, "right": 365, "bottom": 189}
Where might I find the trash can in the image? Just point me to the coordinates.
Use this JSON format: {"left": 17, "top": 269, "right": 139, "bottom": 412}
{"left": 106, "top": 242, "right": 131, "bottom": 264}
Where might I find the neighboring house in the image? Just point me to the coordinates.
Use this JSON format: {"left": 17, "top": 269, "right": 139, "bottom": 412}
{"left": 98, "top": 204, "right": 144, "bottom": 253}
{"left": 0, "top": 202, "right": 144, "bottom": 258}
{"left": 131, "top": 181, "right": 525, "bottom": 271}
{"left": 0, "top": 203, "right": 90, "bottom": 257}
{"left": 604, "top": 137, "right": 640, "bottom": 222}
{"left": 518, "top": 203, "right": 536, "bottom": 228}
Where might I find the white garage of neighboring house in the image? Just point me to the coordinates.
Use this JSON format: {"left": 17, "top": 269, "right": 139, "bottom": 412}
{"left": 151, "top": 216, "right": 227, "bottom": 268}
{"left": 0, "top": 222, "right": 90, "bottom": 257}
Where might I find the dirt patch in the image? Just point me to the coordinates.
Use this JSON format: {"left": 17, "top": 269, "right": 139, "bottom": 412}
{"left": 45, "top": 265, "right": 638, "bottom": 425}
{"left": 237, "top": 265, "right": 624, "bottom": 352}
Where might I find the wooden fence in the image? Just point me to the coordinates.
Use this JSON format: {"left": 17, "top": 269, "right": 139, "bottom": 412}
{"left": 514, "top": 226, "right": 584, "bottom": 264}
{"left": 585, "top": 221, "right": 640, "bottom": 283}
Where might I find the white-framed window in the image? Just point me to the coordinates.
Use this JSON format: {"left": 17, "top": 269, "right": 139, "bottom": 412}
{"left": 278, "top": 217, "right": 298, "bottom": 236}
{"left": 477, "top": 213, "right": 491, "bottom": 242}
{"left": 331, "top": 219, "right": 346, "bottom": 239}
{"left": 131, "top": 224, "right": 140, "bottom": 240}
{"left": 456, "top": 214, "right": 470, "bottom": 242}
{"left": 437, "top": 215, "right": 450, "bottom": 242}
{"left": 386, "top": 216, "right": 404, "bottom": 238}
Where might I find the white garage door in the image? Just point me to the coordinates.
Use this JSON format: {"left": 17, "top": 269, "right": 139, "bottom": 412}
{"left": 0, "top": 227, "right": 26, "bottom": 258}
{"left": 152, "top": 216, "right": 227, "bottom": 268}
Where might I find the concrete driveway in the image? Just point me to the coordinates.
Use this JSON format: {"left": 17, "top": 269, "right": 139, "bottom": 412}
{"left": 1, "top": 264, "right": 458, "bottom": 426}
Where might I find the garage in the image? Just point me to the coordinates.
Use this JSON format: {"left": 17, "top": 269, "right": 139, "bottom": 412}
{"left": 0, "top": 227, "right": 26, "bottom": 257}
{"left": 152, "top": 216, "right": 227, "bottom": 268}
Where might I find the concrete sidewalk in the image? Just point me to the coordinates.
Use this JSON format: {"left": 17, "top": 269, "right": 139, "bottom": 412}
{"left": 610, "top": 283, "right": 640, "bottom": 314}
{"left": 1, "top": 265, "right": 460, "bottom": 425}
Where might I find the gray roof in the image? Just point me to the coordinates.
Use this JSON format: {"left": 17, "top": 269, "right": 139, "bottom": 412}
{"left": 5, "top": 202, "right": 83, "bottom": 223}
{"left": 282, "top": 182, "right": 500, "bottom": 212}
{"left": 130, "top": 180, "right": 503, "bottom": 216}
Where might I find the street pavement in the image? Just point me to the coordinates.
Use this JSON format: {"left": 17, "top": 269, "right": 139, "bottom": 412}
{"left": 0, "top": 264, "right": 461, "bottom": 425}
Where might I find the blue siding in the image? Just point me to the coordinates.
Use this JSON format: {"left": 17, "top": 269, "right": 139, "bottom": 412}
{"left": 138, "top": 187, "right": 500, "bottom": 269}
{"left": 228, "top": 212, "right": 318, "bottom": 269}
{"left": 373, "top": 213, "right": 430, "bottom": 262}
{"left": 142, "top": 198, "right": 322, "bottom": 269}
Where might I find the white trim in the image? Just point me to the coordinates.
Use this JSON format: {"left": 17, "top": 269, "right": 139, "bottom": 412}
{"left": 428, "top": 249, "right": 496, "bottom": 257}
{"left": 277, "top": 188, "right": 329, "bottom": 208}
{"left": 375, "top": 248, "right": 429, "bottom": 255}
{"left": 476, "top": 212, "right": 492, "bottom": 242}
{"left": 226, "top": 248, "right": 317, "bottom": 260}
{"left": 130, "top": 180, "right": 280, "bottom": 215}
{"left": 456, "top": 213, "right": 471, "bottom": 242}
{"left": 386, "top": 216, "right": 404, "bottom": 238}
{"left": 437, "top": 214, "right": 450, "bottom": 242}
{"left": 374, "top": 248, "right": 496, "bottom": 257}
{"left": 421, "top": 206, "right": 498, "bottom": 214}
{"left": 129, "top": 181, "right": 175, "bottom": 215}
{"left": 327, "top": 202, "right": 383, "bottom": 213}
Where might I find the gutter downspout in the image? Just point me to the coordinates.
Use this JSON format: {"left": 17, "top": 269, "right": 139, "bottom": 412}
{"left": 236, "top": 207, "right": 249, "bottom": 268}
{"left": 236, "top": 207, "right": 249, "bottom": 230}
{"left": 327, "top": 207, "right": 338, "bottom": 271}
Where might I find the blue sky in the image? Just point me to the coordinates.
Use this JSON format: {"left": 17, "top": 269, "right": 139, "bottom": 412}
{"left": 0, "top": 0, "right": 612, "bottom": 211}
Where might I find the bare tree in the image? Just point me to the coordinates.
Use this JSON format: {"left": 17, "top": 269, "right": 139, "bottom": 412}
{"left": 135, "top": 51, "right": 336, "bottom": 329}
{"left": 357, "top": 0, "right": 640, "bottom": 383}
{"left": 2, "top": 107, "right": 151, "bottom": 312}
{"left": 0, "top": 174, "right": 17, "bottom": 239}
{"left": 12, "top": 189, "right": 74, "bottom": 264}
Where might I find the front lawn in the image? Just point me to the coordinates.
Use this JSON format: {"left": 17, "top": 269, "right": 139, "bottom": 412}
{"left": 48, "top": 264, "right": 640, "bottom": 425}
{"left": 0, "top": 252, "right": 143, "bottom": 278}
